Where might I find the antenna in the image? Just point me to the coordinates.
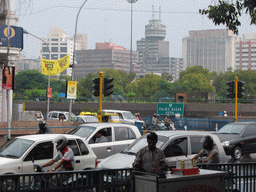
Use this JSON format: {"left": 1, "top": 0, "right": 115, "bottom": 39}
{"left": 152, "top": 5, "right": 154, "bottom": 20}
{"left": 159, "top": 6, "right": 161, "bottom": 21}
{"left": 104, "top": 18, "right": 107, "bottom": 42}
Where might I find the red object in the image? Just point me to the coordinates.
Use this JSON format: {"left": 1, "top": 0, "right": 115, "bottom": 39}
{"left": 171, "top": 168, "right": 200, "bottom": 175}
{"left": 47, "top": 87, "right": 52, "bottom": 98}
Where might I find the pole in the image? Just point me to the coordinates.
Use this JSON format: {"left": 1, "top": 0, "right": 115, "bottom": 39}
{"left": 99, "top": 71, "right": 104, "bottom": 123}
{"left": 130, "top": 2, "right": 133, "bottom": 73}
{"left": 235, "top": 76, "right": 238, "bottom": 122}
{"left": 69, "top": 0, "right": 88, "bottom": 121}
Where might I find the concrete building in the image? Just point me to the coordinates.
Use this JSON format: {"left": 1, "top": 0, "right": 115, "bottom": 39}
{"left": 182, "top": 29, "right": 238, "bottom": 73}
{"left": 235, "top": 33, "right": 256, "bottom": 70}
{"left": 17, "top": 54, "right": 41, "bottom": 72}
{"left": 170, "top": 57, "right": 183, "bottom": 81}
{"left": 74, "top": 42, "right": 139, "bottom": 78}
{"left": 73, "top": 33, "right": 88, "bottom": 50}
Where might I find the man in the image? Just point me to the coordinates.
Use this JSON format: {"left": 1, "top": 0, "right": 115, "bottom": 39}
{"left": 152, "top": 113, "right": 158, "bottom": 125}
{"left": 133, "top": 132, "right": 167, "bottom": 174}
{"left": 191, "top": 136, "right": 220, "bottom": 163}
{"left": 164, "top": 115, "right": 174, "bottom": 130}
{"left": 37, "top": 120, "right": 52, "bottom": 134}
{"left": 219, "top": 109, "right": 223, "bottom": 116}
{"left": 42, "top": 135, "right": 75, "bottom": 172}
{"left": 95, "top": 130, "right": 108, "bottom": 143}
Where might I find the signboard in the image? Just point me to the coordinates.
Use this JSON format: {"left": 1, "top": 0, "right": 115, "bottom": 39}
{"left": 157, "top": 103, "right": 184, "bottom": 116}
{"left": 2, "top": 66, "right": 15, "bottom": 90}
{"left": 46, "top": 87, "right": 52, "bottom": 98}
{"left": 0, "top": 25, "right": 23, "bottom": 49}
{"left": 66, "top": 81, "right": 77, "bottom": 99}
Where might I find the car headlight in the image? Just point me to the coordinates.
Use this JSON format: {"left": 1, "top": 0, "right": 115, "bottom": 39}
{"left": 222, "top": 141, "right": 230, "bottom": 146}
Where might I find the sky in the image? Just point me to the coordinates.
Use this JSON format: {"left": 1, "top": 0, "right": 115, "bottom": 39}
{"left": 14, "top": 0, "right": 256, "bottom": 60}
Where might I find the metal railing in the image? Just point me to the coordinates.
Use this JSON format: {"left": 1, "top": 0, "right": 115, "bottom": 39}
{"left": 1, "top": 163, "right": 256, "bottom": 192}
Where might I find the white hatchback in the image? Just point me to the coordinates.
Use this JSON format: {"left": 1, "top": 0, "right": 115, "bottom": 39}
{"left": 0, "top": 134, "right": 97, "bottom": 175}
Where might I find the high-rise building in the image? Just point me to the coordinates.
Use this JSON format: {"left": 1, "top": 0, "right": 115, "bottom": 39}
{"left": 235, "top": 33, "right": 256, "bottom": 70}
{"left": 170, "top": 57, "right": 183, "bottom": 81}
{"left": 40, "top": 27, "right": 74, "bottom": 76}
{"left": 182, "top": 29, "right": 238, "bottom": 73}
{"left": 72, "top": 33, "right": 88, "bottom": 50}
{"left": 74, "top": 42, "right": 139, "bottom": 78}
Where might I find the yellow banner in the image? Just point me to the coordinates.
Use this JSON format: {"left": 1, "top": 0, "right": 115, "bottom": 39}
{"left": 66, "top": 81, "right": 77, "bottom": 99}
{"left": 41, "top": 54, "right": 70, "bottom": 76}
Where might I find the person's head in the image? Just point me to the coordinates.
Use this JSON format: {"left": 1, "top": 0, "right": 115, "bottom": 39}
{"left": 157, "top": 114, "right": 160, "bottom": 119}
{"left": 53, "top": 135, "right": 68, "bottom": 152}
{"left": 201, "top": 136, "right": 213, "bottom": 150}
{"left": 224, "top": 111, "right": 227, "bottom": 114}
{"left": 147, "top": 132, "right": 158, "bottom": 151}
{"left": 137, "top": 113, "right": 140, "bottom": 116}
{"left": 153, "top": 113, "right": 156, "bottom": 117}
{"left": 39, "top": 120, "right": 47, "bottom": 131}
{"left": 219, "top": 109, "right": 222, "bottom": 112}
{"left": 4, "top": 66, "right": 10, "bottom": 76}
{"left": 97, "top": 130, "right": 103, "bottom": 138}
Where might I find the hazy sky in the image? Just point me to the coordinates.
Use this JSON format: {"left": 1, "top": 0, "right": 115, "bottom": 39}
{"left": 14, "top": 0, "right": 256, "bottom": 59}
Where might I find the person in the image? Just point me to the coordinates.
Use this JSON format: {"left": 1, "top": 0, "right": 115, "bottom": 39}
{"left": 135, "top": 113, "right": 142, "bottom": 121}
{"left": 132, "top": 132, "right": 167, "bottom": 174}
{"left": 42, "top": 135, "right": 75, "bottom": 172}
{"left": 59, "top": 114, "right": 65, "bottom": 121}
{"left": 191, "top": 135, "right": 220, "bottom": 163}
{"left": 219, "top": 109, "right": 223, "bottom": 116}
{"left": 164, "top": 115, "right": 174, "bottom": 130}
{"left": 2, "top": 66, "right": 13, "bottom": 89}
{"left": 223, "top": 111, "right": 228, "bottom": 117}
{"left": 152, "top": 113, "right": 158, "bottom": 125}
{"left": 95, "top": 130, "right": 108, "bottom": 143}
{"left": 37, "top": 120, "right": 52, "bottom": 134}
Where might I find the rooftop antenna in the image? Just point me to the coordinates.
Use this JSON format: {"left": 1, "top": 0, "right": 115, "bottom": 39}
{"left": 104, "top": 18, "right": 107, "bottom": 42}
{"left": 152, "top": 5, "right": 154, "bottom": 20}
{"left": 159, "top": 6, "right": 161, "bottom": 20}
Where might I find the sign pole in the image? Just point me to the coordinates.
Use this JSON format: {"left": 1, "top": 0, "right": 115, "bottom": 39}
{"left": 234, "top": 76, "right": 238, "bottom": 122}
{"left": 99, "top": 71, "right": 104, "bottom": 123}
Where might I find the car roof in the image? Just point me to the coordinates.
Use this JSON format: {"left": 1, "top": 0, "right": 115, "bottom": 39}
{"left": 78, "top": 123, "right": 136, "bottom": 127}
{"left": 152, "top": 131, "right": 215, "bottom": 137}
{"left": 228, "top": 122, "right": 256, "bottom": 125}
{"left": 74, "top": 116, "right": 97, "bottom": 118}
{"left": 15, "top": 134, "right": 84, "bottom": 142}
{"left": 103, "top": 109, "right": 131, "bottom": 113}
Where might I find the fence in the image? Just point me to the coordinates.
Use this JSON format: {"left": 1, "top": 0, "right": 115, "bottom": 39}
{"left": 1, "top": 163, "right": 256, "bottom": 192}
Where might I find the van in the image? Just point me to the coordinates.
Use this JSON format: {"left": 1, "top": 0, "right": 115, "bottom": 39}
{"left": 80, "top": 111, "right": 120, "bottom": 123}
{"left": 103, "top": 109, "right": 145, "bottom": 126}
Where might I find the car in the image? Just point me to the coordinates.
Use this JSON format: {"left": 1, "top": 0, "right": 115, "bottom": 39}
{"left": 36, "top": 111, "right": 44, "bottom": 121}
{"left": 103, "top": 109, "right": 145, "bottom": 126}
{"left": 216, "top": 122, "right": 256, "bottom": 160}
{"left": 47, "top": 111, "right": 75, "bottom": 121}
{"left": 67, "top": 123, "right": 141, "bottom": 159}
{"left": 80, "top": 112, "right": 121, "bottom": 123}
{"left": 0, "top": 134, "right": 97, "bottom": 175}
{"left": 98, "top": 131, "right": 227, "bottom": 169}
{"left": 71, "top": 115, "right": 99, "bottom": 123}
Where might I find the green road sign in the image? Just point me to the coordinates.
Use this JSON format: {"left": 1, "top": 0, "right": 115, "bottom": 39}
{"left": 157, "top": 103, "right": 184, "bottom": 116}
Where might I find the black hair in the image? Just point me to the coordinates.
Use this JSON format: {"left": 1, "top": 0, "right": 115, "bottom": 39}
{"left": 147, "top": 132, "right": 158, "bottom": 142}
{"left": 2, "top": 66, "right": 10, "bottom": 84}
{"left": 203, "top": 136, "right": 214, "bottom": 150}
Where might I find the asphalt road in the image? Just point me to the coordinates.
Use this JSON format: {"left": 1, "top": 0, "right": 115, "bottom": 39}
{"left": 227, "top": 153, "right": 256, "bottom": 163}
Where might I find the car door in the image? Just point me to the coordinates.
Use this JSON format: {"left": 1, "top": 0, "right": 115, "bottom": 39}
{"left": 114, "top": 126, "right": 137, "bottom": 153}
{"left": 88, "top": 127, "right": 115, "bottom": 159}
{"left": 189, "top": 136, "right": 206, "bottom": 161}
{"left": 242, "top": 124, "right": 256, "bottom": 154}
{"left": 163, "top": 137, "right": 189, "bottom": 167}
{"left": 22, "top": 141, "right": 55, "bottom": 173}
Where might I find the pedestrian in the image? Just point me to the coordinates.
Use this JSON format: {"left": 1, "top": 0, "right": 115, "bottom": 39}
{"left": 191, "top": 136, "right": 220, "bottom": 163}
{"left": 152, "top": 113, "right": 158, "bottom": 125}
{"left": 132, "top": 132, "right": 167, "bottom": 174}
{"left": 224, "top": 111, "right": 228, "bottom": 117}
{"left": 37, "top": 120, "right": 52, "bottom": 134}
{"left": 95, "top": 130, "right": 108, "bottom": 143}
{"left": 136, "top": 113, "right": 142, "bottom": 121}
{"left": 219, "top": 109, "right": 223, "bottom": 116}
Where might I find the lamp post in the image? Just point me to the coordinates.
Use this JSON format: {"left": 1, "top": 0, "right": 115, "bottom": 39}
{"left": 23, "top": 30, "right": 51, "bottom": 118}
{"left": 69, "top": 0, "right": 88, "bottom": 120}
{"left": 126, "top": 0, "right": 138, "bottom": 73}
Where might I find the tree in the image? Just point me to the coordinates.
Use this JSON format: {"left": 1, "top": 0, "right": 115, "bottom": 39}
{"left": 200, "top": 0, "right": 256, "bottom": 34}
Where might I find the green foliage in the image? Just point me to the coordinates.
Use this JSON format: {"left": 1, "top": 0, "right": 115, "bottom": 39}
{"left": 200, "top": 0, "right": 256, "bottom": 34}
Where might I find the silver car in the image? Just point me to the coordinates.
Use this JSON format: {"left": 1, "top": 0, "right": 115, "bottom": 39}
{"left": 71, "top": 115, "right": 99, "bottom": 123}
{"left": 47, "top": 111, "right": 75, "bottom": 121}
{"left": 67, "top": 123, "right": 142, "bottom": 159}
{"left": 98, "top": 131, "right": 228, "bottom": 169}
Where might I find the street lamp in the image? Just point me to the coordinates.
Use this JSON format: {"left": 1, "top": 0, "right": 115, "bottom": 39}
{"left": 126, "top": 0, "right": 138, "bottom": 73}
{"left": 69, "top": 0, "right": 88, "bottom": 120}
{"left": 23, "top": 30, "right": 51, "bottom": 119}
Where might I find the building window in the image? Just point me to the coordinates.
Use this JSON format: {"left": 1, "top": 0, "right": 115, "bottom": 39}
{"left": 60, "top": 43, "right": 67, "bottom": 45}
{"left": 42, "top": 47, "right": 49, "bottom": 53}
{"left": 51, "top": 38, "right": 58, "bottom": 41}
{"left": 42, "top": 54, "right": 50, "bottom": 60}
{"left": 51, "top": 43, "right": 58, "bottom": 45}
{"left": 51, "top": 47, "right": 58, "bottom": 52}
{"left": 60, "top": 54, "right": 67, "bottom": 59}
{"left": 51, "top": 54, "right": 58, "bottom": 60}
{"left": 60, "top": 47, "right": 67, "bottom": 52}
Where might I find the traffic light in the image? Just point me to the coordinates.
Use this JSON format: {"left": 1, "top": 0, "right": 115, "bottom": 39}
{"left": 92, "top": 78, "right": 100, "bottom": 97}
{"left": 226, "top": 81, "right": 235, "bottom": 99}
{"left": 104, "top": 77, "right": 114, "bottom": 97}
{"left": 238, "top": 81, "right": 245, "bottom": 99}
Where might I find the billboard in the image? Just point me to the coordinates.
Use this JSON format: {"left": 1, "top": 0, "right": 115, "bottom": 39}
{"left": 66, "top": 81, "right": 77, "bottom": 99}
{"left": 0, "top": 25, "right": 23, "bottom": 49}
{"left": 2, "top": 66, "right": 15, "bottom": 90}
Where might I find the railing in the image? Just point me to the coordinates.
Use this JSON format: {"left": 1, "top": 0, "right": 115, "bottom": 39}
{"left": 1, "top": 163, "right": 256, "bottom": 192}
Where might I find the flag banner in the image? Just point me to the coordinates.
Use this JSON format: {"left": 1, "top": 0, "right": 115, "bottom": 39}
{"left": 41, "top": 54, "right": 70, "bottom": 76}
{"left": 58, "top": 54, "right": 70, "bottom": 73}
{"left": 47, "top": 87, "right": 52, "bottom": 98}
{"left": 66, "top": 81, "right": 77, "bottom": 99}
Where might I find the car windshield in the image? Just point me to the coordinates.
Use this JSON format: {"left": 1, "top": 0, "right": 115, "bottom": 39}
{"left": 83, "top": 116, "right": 98, "bottom": 122}
{"left": 217, "top": 124, "right": 246, "bottom": 134}
{"left": 122, "top": 135, "right": 169, "bottom": 155}
{"left": 65, "top": 112, "right": 75, "bottom": 117}
{"left": 110, "top": 115, "right": 119, "bottom": 121}
{"left": 0, "top": 138, "right": 35, "bottom": 158}
{"left": 123, "top": 112, "right": 136, "bottom": 119}
{"left": 67, "top": 126, "right": 96, "bottom": 139}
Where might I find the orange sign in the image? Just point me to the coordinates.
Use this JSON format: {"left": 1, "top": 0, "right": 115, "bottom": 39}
{"left": 47, "top": 87, "right": 52, "bottom": 98}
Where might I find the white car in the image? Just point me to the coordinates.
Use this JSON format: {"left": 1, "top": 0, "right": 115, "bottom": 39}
{"left": 71, "top": 115, "right": 99, "bottom": 123}
{"left": 98, "top": 131, "right": 228, "bottom": 169}
{"left": 0, "top": 134, "right": 97, "bottom": 175}
{"left": 47, "top": 111, "right": 75, "bottom": 121}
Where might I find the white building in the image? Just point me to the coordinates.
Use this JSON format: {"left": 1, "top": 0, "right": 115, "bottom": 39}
{"left": 182, "top": 29, "right": 238, "bottom": 73}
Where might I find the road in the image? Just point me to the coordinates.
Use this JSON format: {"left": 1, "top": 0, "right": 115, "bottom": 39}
{"left": 227, "top": 153, "right": 256, "bottom": 163}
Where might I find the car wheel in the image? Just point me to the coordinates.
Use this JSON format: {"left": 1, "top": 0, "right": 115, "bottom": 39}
{"left": 1, "top": 177, "right": 16, "bottom": 191}
{"left": 232, "top": 146, "right": 243, "bottom": 160}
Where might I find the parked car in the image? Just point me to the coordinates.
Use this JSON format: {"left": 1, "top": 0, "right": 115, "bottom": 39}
{"left": 0, "top": 134, "right": 97, "bottom": 175}
{"left": 67, "top": 123, "right": 141, "bottom": 159}
{"left": 98, "top": 131, "right": 227, "bottom": 169}
{"left": 80, "top": 112, "right": 120, "bottom": 123}
{"left": 103, "top": 109, "right": 145, "bottom": 126}
{"left": 71, "top": 115, "right": 99, "bottom": 123}
{"left": 47, "top": 111, "right": 75, "bottom": 121}
{"left": 216, "top": 122, "right": 256, "bottom": 160}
